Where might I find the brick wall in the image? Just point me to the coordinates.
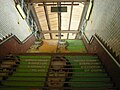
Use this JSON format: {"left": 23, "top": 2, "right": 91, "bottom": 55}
{"left": 85, "top": 0, "right": 120, "bottom": 56}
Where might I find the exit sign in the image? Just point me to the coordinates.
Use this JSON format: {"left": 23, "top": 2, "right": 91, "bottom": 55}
{"left": 51, "top": 6, "right": 67, "bottom": 12}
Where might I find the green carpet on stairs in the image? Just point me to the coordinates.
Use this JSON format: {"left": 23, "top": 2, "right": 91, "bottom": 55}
{"left": 65, "top": 55, "right": 113, "bottom": 88}
{"left": 2, "top": 81, "right": 44, "bottom": 86}
{"left": 7, "top": 76, "right": 45, "bottom": 81}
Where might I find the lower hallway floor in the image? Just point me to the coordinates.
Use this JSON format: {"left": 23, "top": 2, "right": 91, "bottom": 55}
{"left": 27, "top": 40, "right": 87, "bottom": 53}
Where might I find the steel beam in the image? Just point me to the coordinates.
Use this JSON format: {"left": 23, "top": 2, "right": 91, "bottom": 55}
{"left": 25, "top": 0, "right": 90, "bottom": 3}
{"left": 41, "top": 30, "right": 79, "bottom": 33}
{"left": 67, "top": 2, "right": 73, "bottom": 39}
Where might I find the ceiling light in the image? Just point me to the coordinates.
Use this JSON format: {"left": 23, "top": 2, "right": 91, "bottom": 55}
{"left": 86, "top": 0, "right": 93, "bottom": 20}
{"left": 16, "top": 4, "right": 26, "bottom": 19}
{"left": 56, "top": 35, "right": 64, "bottom": 37}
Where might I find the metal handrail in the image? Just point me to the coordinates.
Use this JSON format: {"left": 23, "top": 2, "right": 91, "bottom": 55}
{"left": 0, "top": 32, "right": 35, "bottom": 45}
{"left": 94, "top": 35, "right": 120, "bottom": 68}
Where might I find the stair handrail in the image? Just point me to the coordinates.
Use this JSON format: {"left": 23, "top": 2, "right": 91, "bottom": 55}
{"left": 0, "top": 32, "right": 35, "bottom": 45}
{"left": 0, "top": 34, "right": 14, "bottom": 45}
{"left": 83, "top": 33, "right": 94, "bottom": 44}
{"left": 83, "top": 33, "right": 120, "bottom": 68}
{"left": 13, "top": 32, "right": 35, "bottom": 44}
{"left": 94, "top": 34, "right": 120, "bottom": 68}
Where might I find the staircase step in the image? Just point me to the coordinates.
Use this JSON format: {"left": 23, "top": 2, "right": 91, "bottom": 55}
{"left": 12, "top": 72, "right": 47, "bottom": 76}
{"left": 17, "top": 65, "right": 49, "bottom": 68}
{"left": 71, "top": 62, "right": 102, "bottom": 65}
{"left": 7, "top": 76, "right": 45, "bottom": 81}
{"left": 66, "top": 56, "right": 99, "bottom": 60}
{"left": 0, "top": 76, "right": 3, "bottom": 80}
{"left": 16, "top": 68, "right": 48, "bottom": 72}
{"left": 50, "top": 68, "right": 105, "bottom": 72}
{"left": 69, "top": 59, "right": 99, "bottom": 61}
{"left": 2, "top": 81, "right": 44, "bottom": 87}
{"left": 19, "top": 61, "right": 50, "bottom": 65}
{"left": 20, "top": 59, "right": 50, "bottom": 62}
{"left": 0, "top": 87, "right": 117, "bottom": 90}
{"left": 71, "top": 72, "right": 108, "bottom": 77}
{"left": 0, "top": 73, "right": 8, "bottom": 76}
{"left": 19, "top": 56, "right": 51, "bottom": 59}
{"left": 71, "top": 69, "right": 105, "bottom": 72}
{"left": 68, "top": 82, "right": 113, "bottom": 88}
{"left": 69, "top": 77, "right": 111, "bottom": 82}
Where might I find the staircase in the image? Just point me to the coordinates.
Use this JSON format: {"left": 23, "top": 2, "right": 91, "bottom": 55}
{"left": 65, "top": 55, "right": 116, "bottom": 90}
{"left": 0, "top": 55, "right": 117, "bottom": 90}
{"left": 0, "top": 55, "right": 51, "bottom": 90}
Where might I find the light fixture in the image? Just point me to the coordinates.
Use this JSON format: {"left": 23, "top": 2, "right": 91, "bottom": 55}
{"left": 16, "top": 4, "right": 26, "bottom": 19}
{"left": 56, "top": 35, "right": 64, "bottom": 37}
{"left": 86, "top": 0, "right": 93, "bottom": 20}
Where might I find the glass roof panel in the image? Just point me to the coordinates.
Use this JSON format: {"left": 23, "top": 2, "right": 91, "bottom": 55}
{"left": 68, "top": 33, "right": 76, "bottom": 39}
{"left": 61, "top": 33, "right": 67, "bottom": 39}
{"left": 61, "top": 3, "right": 71, "bottom": 30}
{"left": 44, "top": 33, "right": 50, "bottom": 39}
{"left": 52, "top": 33, "right": 59, "bottom": 39}
{"left": 70, "top": 3, "right": 84, "bottom": 30}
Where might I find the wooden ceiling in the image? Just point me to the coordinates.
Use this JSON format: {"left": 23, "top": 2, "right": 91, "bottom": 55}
{"left": 26, "top": 0, "right": 89, "bottom": 39}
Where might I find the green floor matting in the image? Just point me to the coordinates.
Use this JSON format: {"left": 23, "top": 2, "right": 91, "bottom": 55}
{"left": 66, "top": 40, "right": 87, "bottom": 52}
{"left": 7, "top": 76, "right": 45, "bottom": 81}
{"left": 0, "top": 55, "right": 116, "bottom": 89}
{"left": 2, "top": 81, "right": 44, "bottom": 87}
{"left": 64, "top": 55, "right": 113, "bottom": 88}
{"left": 0, "top": 55, "right": 51, "bottom": 89}
{"left": 68, "top": 82, "right": 113, "bottom": 88}
{"left": 69, "top": 77, "right": 111, "bottom": 82}
{"left": 19, "top": 56, "right": 51, "bottom": 59}
{"left": 71, "top": 72, "right": 108, "bottom": 77}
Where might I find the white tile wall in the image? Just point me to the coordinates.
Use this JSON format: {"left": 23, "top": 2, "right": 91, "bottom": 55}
{"left": 0, "top": 0, "right": 32, "bottom": 42}
{"left": 85, "top": 0, "right": 120, "bottom": 56}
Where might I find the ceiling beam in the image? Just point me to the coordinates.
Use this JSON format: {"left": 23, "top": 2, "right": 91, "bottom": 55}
{"left": 67, "top": 2, "right": 73, "bottom": 39}
{"left": 41, "top": 30, "right": 79, "bottom": 33}
{"left": 57, "top": 2, "right": 61, "bottom": 39}
{"left": 38, "top": 3, "right": 79, "bottom": 6}
{"left": 43, "top": 3, "right": 52, "bottom": 39}
{"left": 25, "top": 0, "right": 90, "bottom": 3}
{"left": 75, "top": 4, "right": 87, "bottom": 39}
{"left": 30, "top": 5, "right": 45, "bottom": 39}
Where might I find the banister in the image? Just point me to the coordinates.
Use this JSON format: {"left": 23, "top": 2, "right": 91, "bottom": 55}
{"left": 94, "top": 35, "right": 120, "bottom": 68}
{"left": 83, "top": 33, "right": 94, "bottom": 44}
{"left": 0, "top": 32, "right": 35, "bottom": 45}
{"left": 0, "top": 34, "right": 14, "bottom": 45}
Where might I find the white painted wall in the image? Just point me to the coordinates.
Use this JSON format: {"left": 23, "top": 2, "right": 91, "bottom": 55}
{"left": 0, "top": 0, "right": 32, "bottom": 42}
